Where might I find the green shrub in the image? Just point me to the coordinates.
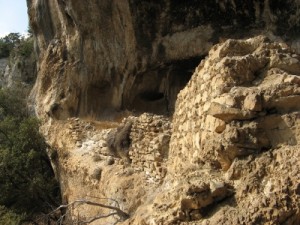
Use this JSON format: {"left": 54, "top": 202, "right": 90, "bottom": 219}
{"left": 17, "top": 38, "right": 34, "bottom": 57}
{"left": 0, "top": 88, "right": 61, "bottom": 222}
{"left": 0, "top": 206, "right": 24, "bottom": 225}
{"left": 0, "top": 33, "right": 21, "bottom": 58}
{"left": 0, "top": 33, "right": 34, "bottom": 59}
{"left": 0, "top": 40, "right": 10, "bottom": 58}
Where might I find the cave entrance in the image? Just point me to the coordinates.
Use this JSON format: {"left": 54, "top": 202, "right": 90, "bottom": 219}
{"left": 123, "top": 55, "right": 204, "bottom": 115}
{"left": 77, "top": 56, "right": 204, "bottom": 119}
{"left": 82, "top": 80, "right": 115, "bottom": 118}
{"left": 139, "top": 91, "right": 165, "bottom": 102}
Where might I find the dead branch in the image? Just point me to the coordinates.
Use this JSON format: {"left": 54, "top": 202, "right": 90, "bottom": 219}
{"left": 81, "top": 212, "right": 118, "bottom": 224}
{"left": 49, "top": 198, "right": 129, "bottom": 224}
{"left": 86, "top": 196, "right": 121, "bottom": 209}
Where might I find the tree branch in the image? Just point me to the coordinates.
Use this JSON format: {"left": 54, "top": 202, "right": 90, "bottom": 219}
{"left": 86, "top": 196, "right": 121, "bottom": 209}
{"left": 80, "top": 212, "right": 118, "bottom": 224}
{"left": 49, "top": 198, "right": 129, "bottom": 224}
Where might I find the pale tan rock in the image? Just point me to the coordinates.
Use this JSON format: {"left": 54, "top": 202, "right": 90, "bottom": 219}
{"left": 159, "top": 36, "right": 300, "bottom": 224}
{"left": 208, "top": 102, "right": 256, "bottom": 122}
{"left": 205, "top": 115, "right": 226, "bottom": 133}
{"left": 243, "top": 93, "right": 262, "bottom": 111}
{"left": 32, "top": 36, "right": 300, "bottom": 225}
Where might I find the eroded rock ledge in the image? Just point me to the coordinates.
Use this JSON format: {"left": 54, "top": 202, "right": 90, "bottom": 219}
{"left": 26, "top": 1, "right": 300, "bottom": 224}
{"left": 39, "top": 36, "right": 300, "bottom": 224}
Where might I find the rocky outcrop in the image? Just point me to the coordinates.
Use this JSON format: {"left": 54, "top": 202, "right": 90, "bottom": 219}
{"left": 37, "top": 36, "right": 300, "bottom": 225}
{"left": 0, "top": 53, "right": 36, "bottom": 90}
{"left": 150, "top": 36, "right": 300, "bottom": 224}
{"left": 169, "top": 36, "right": 300, "bottom": 174}
{"left": 28, "top": 0, "right": 300, "bottom": 120}
{"left": 26, "top": 1, "right": 300, "bottom": 224}
{"left": 43, "top": 113, "right": 172, "bottom": 224}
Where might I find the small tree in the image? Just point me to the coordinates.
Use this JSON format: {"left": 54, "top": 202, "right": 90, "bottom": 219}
{"left": 17, "top": 38, "right": 34, "bottom": 57}
{"left": 2, "top": 33, "right": 21, "bottom": 45}
{"left": 0, "top": 32, "right": 33, "bottom": 58}
{"left": 0, "top": 33, "right": 22, "bottom": 58}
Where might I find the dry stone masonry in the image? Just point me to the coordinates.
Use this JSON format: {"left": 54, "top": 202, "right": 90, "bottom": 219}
{"left": 128, "top": 113, "right": 171, "bottom": 183}
{"left": 145, "top": 35, "right": 300, "bottom": 224}
{"left": 64, "top": 114, "right": 172, "bottom": 185}
{"left": 170, "top": 36, "right": 300, "bottom": 174}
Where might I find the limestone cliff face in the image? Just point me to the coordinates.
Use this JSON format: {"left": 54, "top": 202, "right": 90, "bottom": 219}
{"left": 27, "top": 1, "right": 300, "bottom": 225}
{"left": 28, "top": 0, "right": 300, "bottom": 119}
{"left": 0, "top": 53, "right": 36, "bottom": 89}
{"left": 39, "top": 37, "right": 300, "bottom": 225}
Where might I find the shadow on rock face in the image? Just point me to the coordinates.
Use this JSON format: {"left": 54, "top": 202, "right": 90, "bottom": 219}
{"left": 106, "top": 121, "right": 133, "bottom": 161}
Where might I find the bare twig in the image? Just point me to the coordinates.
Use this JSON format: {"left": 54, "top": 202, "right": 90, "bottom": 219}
{"left": 86, "top": 196, "right": 121, "bottom": 208}
{"left": 80, "top": 212, "right": 118, "bottom": 224}
{"left": 49, "top": 198, "right": 129, "bottom": 224}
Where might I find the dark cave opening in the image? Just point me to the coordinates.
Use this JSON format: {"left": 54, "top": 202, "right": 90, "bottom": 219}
{"left": 83, "top": 80, "right": 114, "bottom": 117}
{"left": 139, "top": 91, "right": 164, "bottom": 102}
{"left": 122, "top": 55, "right": 205, "bottom": 115}
{"left": 78, "top": 55, "right": 206, "bottom": 119}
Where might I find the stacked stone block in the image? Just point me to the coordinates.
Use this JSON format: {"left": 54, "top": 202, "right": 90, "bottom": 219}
{"left": 128, "top": 113, "right": 171, "bottom": 183}
{"left": 170, "top": 36, "right": 300, "bottom": 174}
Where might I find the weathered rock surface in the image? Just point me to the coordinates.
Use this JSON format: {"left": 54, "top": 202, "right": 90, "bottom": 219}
{"left": 36, "top": 36, "right": 300, "bottom": 225}
{"left": 158, "top": 36, "right": 300, "bottom": 224}
{"left": 26, "top": 1, "right": 300, "bottom": 224}
{"left": 170, "top": 36, "right": 300, "bottom": 174}
{"left": 0, "top": 53, "right": 36, "bottom": 89}
{"left": 28, "top": 0, "right": 300, "bottom": 119}
{"left": 42, "top": 113, "right": 171, "bottom": 224}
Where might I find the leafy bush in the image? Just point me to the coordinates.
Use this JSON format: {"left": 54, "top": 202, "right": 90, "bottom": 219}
{"left": 0, "top": 33, "right": 33, "bottom": 58}
{"left": 0, "top": 40, "right": 10, "bottom": 58}
{"left": 0, "top": 88, "right": 27, "bottom": 119}
{"left": 0, "top": 33, "right": 21, "bottom": 58}
{"left": 17, "top": 38, "right": 34, "bottom": 57}
{"left": 0, "top": 206, "right": 24, "bottom": 225}
{"left": 0, "top": 88, "right": 61, "bottom": 222}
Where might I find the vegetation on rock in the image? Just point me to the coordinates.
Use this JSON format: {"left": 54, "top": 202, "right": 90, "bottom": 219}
{"left": 0, "top": 88, "right": 61, "bottom": 224}
{"left": 0, "top": 33, "right": 33, "bottom": 59}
